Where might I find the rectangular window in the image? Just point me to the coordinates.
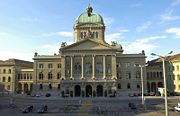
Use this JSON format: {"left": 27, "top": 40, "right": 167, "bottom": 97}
{"left": 39, "top": 64, "right": 44, "bottom": 68}
{"left": 57, "top": 63, "right": 61, "bottom": 68}
{"left": 3, "top": 77, "right": 6, "bottom": 82}
{"left": 48, "top": 63, "right": 53, "bottom": 68}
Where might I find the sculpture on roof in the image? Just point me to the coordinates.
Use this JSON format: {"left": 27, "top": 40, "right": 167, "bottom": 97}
{"left": 86, "top": 4, "right": 93, "bottom": 16}
{"left": 61, "top": 42, "right": 67, "bottom": 48}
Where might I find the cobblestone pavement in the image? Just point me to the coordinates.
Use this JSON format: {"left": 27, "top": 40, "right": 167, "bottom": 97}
{"left": 0, "top": 95, "right": 180, "bottom": 116}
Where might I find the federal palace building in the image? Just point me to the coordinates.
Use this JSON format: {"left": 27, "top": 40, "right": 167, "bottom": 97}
{"left": 1, "top": 5, "right": 180, "bottom": 97}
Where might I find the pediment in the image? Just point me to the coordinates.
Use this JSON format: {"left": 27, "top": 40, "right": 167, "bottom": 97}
{"left": 61, "top": 39, "right": 115, "bottom": 51}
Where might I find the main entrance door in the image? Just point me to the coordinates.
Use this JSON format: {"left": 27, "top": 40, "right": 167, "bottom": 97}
{"left": 75, "top": 85, "right": 81, "bottom": 97}
{"left": 97, "top": 85, "right": 103, "bottom": 97}
{"left": 86, "top": 85, "right": 92, "bottom": 97}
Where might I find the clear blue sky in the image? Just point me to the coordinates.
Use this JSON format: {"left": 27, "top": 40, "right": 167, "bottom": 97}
{"left": 0, "top": 0, "right": 180, "bottom": 61}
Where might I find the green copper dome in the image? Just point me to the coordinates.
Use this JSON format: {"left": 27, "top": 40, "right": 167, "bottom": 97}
{"left": 75, "top": 5, "right": 104, "bottom": 25}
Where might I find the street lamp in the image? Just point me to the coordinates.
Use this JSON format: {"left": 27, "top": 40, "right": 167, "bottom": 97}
{"left": 151, "top": 51, "right": 173, "bottom": 116}
{"left": 134, "top": 64, "right": 148, "bottom": 106}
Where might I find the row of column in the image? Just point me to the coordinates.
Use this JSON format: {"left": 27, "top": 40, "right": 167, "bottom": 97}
{"left": 62, "top": 55, "right": 116, "bottom": 80}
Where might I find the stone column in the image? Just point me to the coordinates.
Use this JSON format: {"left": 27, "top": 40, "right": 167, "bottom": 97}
{"left": 70, "top": 56, "right": 73, "bottom": 79}
{"left": 111, "top": 55, "right": 117, "bottom": 79}
{"left": 28, "top": 83, "right": 30, "bottom": 91}
{"left": 92, "top": 55, "right": 95, "bottom": 79}
{"left": 61, "top": 55, "right": 66, "bottom": 80}
{"left": 81, "top": 56, "right": 84, "bottom": 79}
{"left": 22, "top": 83, "right": 24, "bottom": 94}
{"left": 103, "top": 55, "right": 106, "bottom": 79}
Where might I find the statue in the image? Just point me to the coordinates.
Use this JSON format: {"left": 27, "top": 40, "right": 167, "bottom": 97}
{"left": 111, "top": 41, "right": 117, "bottom": 46}
{"left": 87, "top": 29, "right": 93, "bottom": 39}
{"left": 61, "top": 42, "right": 67, "bottom": 48}
{"left": 86, "top": 4, "right": 93, "bottom": 16}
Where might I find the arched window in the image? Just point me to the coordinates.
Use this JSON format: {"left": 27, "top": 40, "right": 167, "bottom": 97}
{"left": 7, "top": 85, "right": 10, "bottom": 90}
{"left": 8, "top": 69, "right": 11, "bottom": 74}
{"left": 39, "top": 84, "right": 43, "bottom": 90}
{"left": 137, "top": 84, "right": 140, "bottom": 89}
{"left": 127, "top": 83, "right": 131, "bottom": 89}
{"left": 3, "top": 77, "right": 6, "bottom": 82}
{"left": 118, "top": 83, "right": 121, "bottom": 89}
{"left": 27, "top": 74, "right": 29, "bottom": 79}
{"left": 24, "top": 74, "right": 26, "bottom": 80}
{"left": 8, "top": 76, "right": 11, "bottom": 82}
{"left": 39, "top": 72, "right": 44, "bottom": 80}
{"left": 57, "top": 72, "right": 61, "bottom": 79}
{"left": 3, "top": 69, "right": 6, "bottom": 74}
{"left": 58, "top": 84, "right": 60, "bottom": 90}
{"left": 49, "top": 84, "right": 52, "bottom": 89}
{"left": 48, "top": 72, "right": 53, "bottom": 79}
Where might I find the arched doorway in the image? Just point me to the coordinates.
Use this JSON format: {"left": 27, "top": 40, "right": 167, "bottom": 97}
{"left": 30, "top": 84, "right": 33, "bottom": 92}
{"left": 86, "top": 85, "right": 92, "bottom": 97}
{"left": 24, "top": 83, "right": 28, "bottom": 93}
{"left": 97, "top": 85, "right": 103, "bottom": 97}
{"left": 74, "top": 85, "right": 81, "bottom": 97}
{"left": 17, "top": 83, "right": 22, "bottom": 93}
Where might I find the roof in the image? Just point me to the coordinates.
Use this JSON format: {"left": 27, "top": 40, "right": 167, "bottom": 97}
{"left": 59, "top": 38, "right": 123, "bottom": 52}
{"left": 0, "top": 59, "right": 33, "bottom": 67}
{"left": 75, "top": 5, "right": 104, "bottom": 25}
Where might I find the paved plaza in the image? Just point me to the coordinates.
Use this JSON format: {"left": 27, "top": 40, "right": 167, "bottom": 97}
{"left": 0, "top": 95, "right": 180, "bottom": 116}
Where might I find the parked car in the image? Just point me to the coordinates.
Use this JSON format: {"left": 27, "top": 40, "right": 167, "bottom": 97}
{"left": 31, "top": 94, "right": 36, "bottom": 97}
{"left": 36, "top": 93, "right": 41, "bottom": 97}
{"left": 37, "top": 105, "right": 48, "bottom": 113}
{"left": 128, "top": 93, "right": 134, "bottom": 97}
{"left": 45, "top": 93, "right": 51, "bottom": 97}
{"left": 174, "top": 103, "right": 180, "bottom": 112}
{"left": 133, "top": 93, "right": 140, "bottom": 97}
{"left": 149, "top": 92, "right": 156, "bottom": 96}
{"left": 22, "top": 105, "right": 33, "bottom": 113}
